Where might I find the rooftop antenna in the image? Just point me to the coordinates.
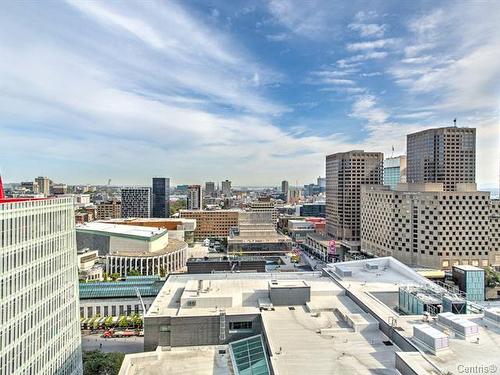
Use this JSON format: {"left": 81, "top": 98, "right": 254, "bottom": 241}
{"left": 453, "top": 118, "right": 457, "bottom": 127}
{"left": 391, "top": 145, "right": 394, "bottom": 158}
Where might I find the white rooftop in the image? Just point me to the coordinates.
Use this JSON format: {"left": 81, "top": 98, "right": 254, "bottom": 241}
{"left": 324, "top": 257, "right": 500, "bottom": 373}
{"left": 147, "top": 272, "right": 340, "bottom": 318}
{"left": 76, "top": 222, "right": 166, "bottom": 239}
{"left": 119, "top": 346, "right": 229, "bottom": 375}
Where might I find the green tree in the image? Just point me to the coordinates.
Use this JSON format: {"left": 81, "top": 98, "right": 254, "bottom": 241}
{"left": 118, "top": 316, "right": 128, "bottom": 328}
{"left": 485, "top": 267, "right": 499, "bottom": 287}
{"left": 110, "top": 273, "right": 120, "bottom": 281}
{"left": 127, "top": 269, "right": 140, "bottom": 276}
{"left": 170, "top": 199, "right": 186, "bottom": 215}
{"left": 159, "top": 267, "right": 166, "bottom": 278}
{"left": 103, "top": 272, "right": 109, "bottom": 282}
{"left": 83, "top": 351, "right": 124, "bottom": 375}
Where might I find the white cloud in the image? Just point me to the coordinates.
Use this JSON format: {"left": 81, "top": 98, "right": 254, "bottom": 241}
{"left": 350, "top": 95, "right": 389, "bottom": 124}
{"left": 348, "top": 22, "right": 386, "bottom": 38}
{"left": 342, "top": 51, "right": 388, "bottom": 63}
{"left": 267, "top": 0, "right": 338, "bottom": 38}
{"left": 346, "top": 38, "right": 398, "bottom": 51}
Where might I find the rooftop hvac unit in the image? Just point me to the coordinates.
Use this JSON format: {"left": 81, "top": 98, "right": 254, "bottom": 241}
{"left": 484, "top": 308, "right": 500, "bottom": 324}
{"left": 334, "top": 265, "right": 352, "bottom": 277}
{"left": 437, "top": 312, "right": 459, "bottom": 327}
{"left": 413, "top": 324, "right": 449, "bottom": 352}
{"left": 437, "top": 312, "right": 479, "bottom": 337}
{"left": 365, "top": 262, "right": 378, "bottom": 270}
{"left": 451, "top": 319, "right": 479, "bottom": 337}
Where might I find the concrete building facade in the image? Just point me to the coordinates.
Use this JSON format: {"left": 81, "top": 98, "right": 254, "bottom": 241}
{"left": 361, "top": 183, "right": 493, "bottom": 270}
{"left": 407, "top": 127, "right": 476, "bottom": 191}
{"left": 248, "top": 200, "right": 278, "bottom": 226}
{"left": 0, "top": 196, "right": 82, "bottom": 375}
{"left": 76, "top": 222, "right": 188, "bottom": 276}
{"left": 221, "top": 180, "right": 232, "bottom": 197}
{"left": 187, "top": 185, "right": 202, "bottom": 210}
{"left": 121, "top": 187, "right": 151, "bottom": 218}
{"left": 281, "top": 180, "right": 289, "bottom": 194}
{"left": 204, "top": 182, "right": 215, "bottom": 197}
{"left": 326, "top": 150, "right": 383, "bottom": 251}
{"left": 35, "top": 176, "right": 51, "bottom": 196}
{"left": 96, "top": 199, "right": 121, "bottom": 220}
{"left": 179, "top": 210, "right": 240, "bottom": 241}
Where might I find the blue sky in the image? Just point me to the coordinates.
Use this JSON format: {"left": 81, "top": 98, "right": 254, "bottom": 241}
{"left": 0, "top": 0, "right": 498, "bottom": 187}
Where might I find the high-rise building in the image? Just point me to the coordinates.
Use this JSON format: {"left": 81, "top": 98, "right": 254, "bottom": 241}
{"left": 407, "top": 126, "right": 476, "bottom": 191}
{"left": 187, "top": 185, "right": 202, "bottom": 210}
{"left": 281, "top": 180, "right": 289, "bottom": 194}
{"left": 361, "top": 183, "right": 493, "bottom": 270}
{"left": 326, "top": 150, "right": 383, "bottom": 251}
{"left": 288, "top": 187, "right": 302, "bottom": 204}
{"left": 317, "top": 177, "right": 326, "bottom": 189}
{"left": 121, "top": 187, "right": 151, "bottom": 218}
{"left": 205, "top": 182, "right": 215, "bottom": 197}
{"left": 35, "top": 176, "right": 51, "bottom": 196}
{"left": 383, "top": 155, "right": 407, "bottom": 190}
{"left": 152, "top": 177, "right": 170, "bottom": 218}
{"left": 221, "top": 180, "right": 232, "bottom": 197}
{"left": 0, "top": 179, "right": 82, "bottom": 374}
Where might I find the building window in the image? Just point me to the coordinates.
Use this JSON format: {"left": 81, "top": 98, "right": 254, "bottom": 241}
{"left": 229, "top": 321, "right": 253, "bottom": 331}
{"left": 442, "top": 260, "right": 449, "bottom": 268}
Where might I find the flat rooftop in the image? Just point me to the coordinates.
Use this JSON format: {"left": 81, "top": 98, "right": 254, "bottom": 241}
{"left": 76, "top": 222, "right": 167, "bottom": 241}
{"left": 147, "top": 272, "right": 341, "bottom": 318}
{"left": 263, "top": 304, "right": 399, "bottom": 375}
{"left": 324, "top": 257, "right": 500, "bottom": 373}
{"left": 119, "top": 346, "right": 230, "bottom": 375}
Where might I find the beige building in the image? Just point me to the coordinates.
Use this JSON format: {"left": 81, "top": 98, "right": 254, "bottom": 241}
{"left": 407, "top": 127, "right": 476, "bottom": 191}
{"left": 248, "top": 200, "right": 278, "bottom": 226}
{"left": 326, "top": 150, "right": 383, "bottom": 252}
{"left": 96, "top": 200, "right": 121, "bottom": 220}
{"left": 227, "top": 212, "right": 292, "bottom": 255}
{"left": 361, "top": 183, "right": 495, "bottom": 270}
{"left": 179, "top": 209, "right": 240, "bottom": 240}
{"left": 35, "top": 176, "right": 51, "bottom": 196}
{"left": 491, "top": 199, "right": 500, "bottom": 269}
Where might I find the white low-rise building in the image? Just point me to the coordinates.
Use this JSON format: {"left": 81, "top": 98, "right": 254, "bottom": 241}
{"left": 76, "top": 222, "right": 188, "bottom": 277}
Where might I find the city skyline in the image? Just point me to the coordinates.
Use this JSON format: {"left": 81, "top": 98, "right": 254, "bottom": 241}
{"left": 1, "top": 1, "right": 499, "bottom": 187}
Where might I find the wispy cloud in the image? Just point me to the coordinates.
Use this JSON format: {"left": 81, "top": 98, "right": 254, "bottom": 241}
{"left": 346, "top": 38, "right": 398, "bottom": 51}
{"left": 266, "top": 33, "right": 289, "bottom": 42}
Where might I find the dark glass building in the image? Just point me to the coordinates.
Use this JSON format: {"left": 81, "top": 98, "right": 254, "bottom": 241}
{"left": 152, "top": 177, "right": 170, "bottom": 218}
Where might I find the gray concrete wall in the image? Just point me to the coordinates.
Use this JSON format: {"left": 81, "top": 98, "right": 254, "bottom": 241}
{"left": 76, "top": 232, "right": 110, "bottom": 256}
{"left": 269, "top": 286, "right": 310, "bottom": 306}
{"left": 144, "top": 313, "right": 262, "bottom": 350}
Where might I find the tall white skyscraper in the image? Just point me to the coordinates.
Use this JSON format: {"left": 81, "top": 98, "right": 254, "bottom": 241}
{"left": 0, "top": 180, "right": 82, "bottom": 375}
